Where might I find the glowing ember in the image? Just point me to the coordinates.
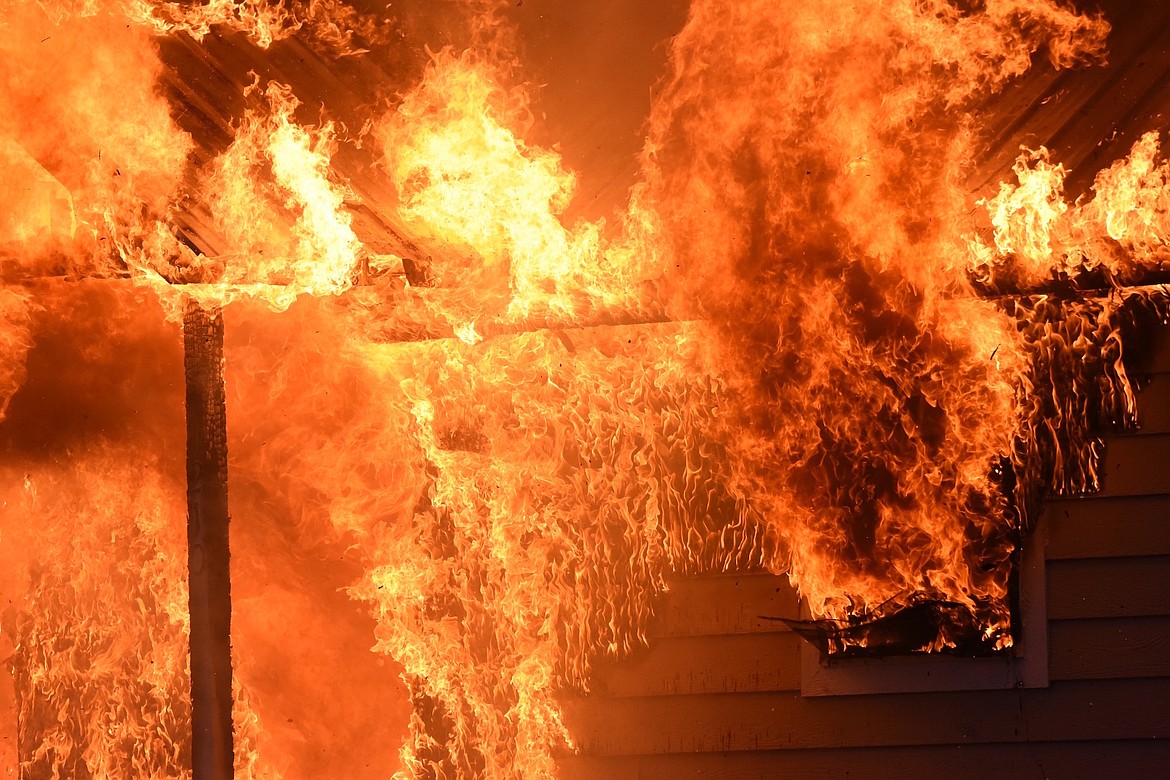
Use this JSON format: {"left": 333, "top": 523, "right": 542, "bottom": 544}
{"left": 1, "top": 0, "right": 1167, "bottom": 778}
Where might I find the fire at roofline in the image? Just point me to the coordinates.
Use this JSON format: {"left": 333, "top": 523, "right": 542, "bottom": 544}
{"left": 2, "top": 0, "right": 1169, "bottom": 778}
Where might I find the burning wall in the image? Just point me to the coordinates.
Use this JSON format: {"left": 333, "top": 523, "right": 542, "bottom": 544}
{"left": 1, "top": 0, "right": 1169, "bottom": 778}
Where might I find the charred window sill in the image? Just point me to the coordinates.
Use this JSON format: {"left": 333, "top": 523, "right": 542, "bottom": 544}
{"left": 796, "top": 515, "right": 1048, "bottom": 697}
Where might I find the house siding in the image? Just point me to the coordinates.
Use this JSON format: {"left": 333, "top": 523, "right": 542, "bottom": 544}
{"left": 557, "top": 337, "right": 1170, "bottom": 778}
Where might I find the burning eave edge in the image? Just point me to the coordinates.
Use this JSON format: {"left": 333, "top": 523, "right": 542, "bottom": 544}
{"left": 3, "top": 0, "right": 1170, "bottom": 778}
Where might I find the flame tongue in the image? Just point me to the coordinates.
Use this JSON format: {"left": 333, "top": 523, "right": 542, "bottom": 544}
{"left": 636, "top": 0, "right": 1109, "bottom": 643}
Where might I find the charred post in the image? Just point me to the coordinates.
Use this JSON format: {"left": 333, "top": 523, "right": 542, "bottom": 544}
{"left": 183, "top": 300, "right": 234, "bottom": 780}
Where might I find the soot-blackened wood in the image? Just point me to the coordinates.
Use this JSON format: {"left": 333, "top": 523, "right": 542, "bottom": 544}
{"left": 184, "top": 301, "right": 234, "bottom": 780}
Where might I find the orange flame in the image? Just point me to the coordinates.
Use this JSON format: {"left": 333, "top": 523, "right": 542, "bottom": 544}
{"left": 637, "top": 0, "right": 1109, "bottom": 644}
{"left": 974, "top": 131, "right": 1170, "bottom": 286}
{"left": 187, "top": 80, "right": 362, "bottom": 309}
{"left": 378, "top": 53, "right": 606, "bottom": 314}
{"left": 6, "top": 0, "right": 1170, "bottom": 777}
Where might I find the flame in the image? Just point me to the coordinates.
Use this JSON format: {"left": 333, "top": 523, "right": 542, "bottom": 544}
{"left": 378, "top": 53, "right": 606, "bottom": 315}
{"left": 1, "top": 452, "right": 276, "bottom": 779}
{"left": 0, "top": 0, "right": 192, "bottom": 281}
{"left": 122, "top": 0, "right": 386, "bottom": 53}
{"left": 3, "top": 457, "right": 193, "bottom": 778}
{"left": 6, "top": 0, "right": 1170, "bottom": 777}
{"left": 0, "top": 283, "right": 280, "bottom": 777}
{"left": 630, "top": 0, "right": 1111, "bottom": 645}
{"left": 224, "top": 303, "right": 733, "bottom": 777}
{"left": 185, "top": 80, "right": 362, "bottom": 309}
{"left": 0, "top": 289, "right": 32, "bottom": 420}
{"left": 974, "top": 131, "right": 1170, "bottom": 286}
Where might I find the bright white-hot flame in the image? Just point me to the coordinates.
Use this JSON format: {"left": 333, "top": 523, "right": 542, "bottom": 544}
{"left": 264, "top": 85, "right": 362, "bottom": 298}
{"left": 983, "top": 148, "right": 1072, "bottom": 282}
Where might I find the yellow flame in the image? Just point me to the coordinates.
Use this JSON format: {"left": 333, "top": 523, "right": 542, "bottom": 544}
{"left": 379, "top": 53, "right": 611, "bottom": 316}
{"left": 975, "top": 131, "right": 1170, "bottom": 284}
{"left": 188, "top": 81, "right": 361, "bottom": 310}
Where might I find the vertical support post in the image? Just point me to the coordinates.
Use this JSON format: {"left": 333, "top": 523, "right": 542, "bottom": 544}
{"left": 183, "top": 299, "right": 234, "bottom": 780}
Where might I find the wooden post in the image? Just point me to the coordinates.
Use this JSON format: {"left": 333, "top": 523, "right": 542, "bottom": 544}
{"left": 183, "top": 299, "right": 234, "bottom": 780}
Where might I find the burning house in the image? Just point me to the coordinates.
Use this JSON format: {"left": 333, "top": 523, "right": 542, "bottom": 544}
{"left": 0, "top": 0, "right": 1168, "bottom": 778}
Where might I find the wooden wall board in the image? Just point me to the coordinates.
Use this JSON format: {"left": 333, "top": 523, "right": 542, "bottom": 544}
{"left": 559, "top": 739, "right": 1170, "bottom": 780}
{"left": 1095, "top": 434, "right": 1170, "bottom": 497}
{"left": 1047, "top": 556, "right": 1170, "bottom": 619}
{"left": 1045, "top": 494, "right": 1170, "bottom": 560}
{"left": 649, "top": 574, "right": 798, "bottom": 638}
{"left": 1137, "top": 374, "right": 1170, "bottom": 434}
{"left": 1137, "top": 325, "right": 1170, "bottom": 375}
{"left": 561, "top": 678, "right": 1170, "bottom": 756}
{"left": 583, "top": 615, "right": 1170, "bottom": 699}
{"left": 589, "top": 632, "right": 802, "bottom": 698}
{"left": 1049, "top": 616, "right": 1170, "bottom": 681}
{"left": 554, "top": 756, "right": 640, "bottom": 780}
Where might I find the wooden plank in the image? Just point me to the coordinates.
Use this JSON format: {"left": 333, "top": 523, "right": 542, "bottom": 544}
{"left": 556, "top": 740, "right": 1170, "bottom": 780}
{"left": 1097, "top": 434, "right": 1170, "bottom": 497}
{"left": 1050, "top": 616, "right": 1170, "bottom": 681}
{"left": 1047, "top": 556, "right": 1170, "bottom": 619}
{"left": 561, "top": 678, "right": 1170, "bottom": 756}
{"left": 649, "top": 573, "right": 798, "bottom": 638}
{"left": 183, "top": 302, "right": 234, "bottom": 780}
{"left": 554, "top": 755, "right": 640, "bottom": 780}
{"left": 1045, "top": 494, "right": 1170, "bottom": 559}
{"left": 591, "top": 633, "right": 802, "bottom": 698}
{"left": 1137, "top": 325, "right": 1170, "bottom": 375}
{"left": 1137, "top": 374, "right": 1170, "bottom": 434}
{"left": 800, "top": 643, "right": 1023, "bottom": 697}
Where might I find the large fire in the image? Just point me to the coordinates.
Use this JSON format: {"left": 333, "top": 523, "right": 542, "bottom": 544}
{"left": 0, "top": 0, "right": 1166, "bottom": 777}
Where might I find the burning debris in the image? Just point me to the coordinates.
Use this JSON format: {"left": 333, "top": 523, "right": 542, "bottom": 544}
{"left": 1, "top": 0, "right": 1168, "bottom": 778}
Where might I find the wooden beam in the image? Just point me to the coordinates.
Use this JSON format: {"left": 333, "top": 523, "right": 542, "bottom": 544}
{"left": 183, "top": 300, "right": 234, "bottom": 780}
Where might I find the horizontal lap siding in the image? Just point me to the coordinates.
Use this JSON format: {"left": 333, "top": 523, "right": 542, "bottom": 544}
{"left": 562, "top": 679, "right": 1170, "bottom": 756}
{"left": 1047, "top": 556, "right": 1170, "bottom": 619}
{"left": 590, "top": 632, "right": 802, "bottom": 697}
{"left": 648, "top": 573, "right": 798, "bottom": 638}
{"left": 559, "top": 741, "right": 1170, "bottom": 780}
{"left": 1045, "top": 495, "right": 1170, "bottom": 559}
{"left": 1049, "top": 617, "right": 1170, "bottom": 680}
{"left": 559, "top": 309, "right": 1170, "bottom": 773}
